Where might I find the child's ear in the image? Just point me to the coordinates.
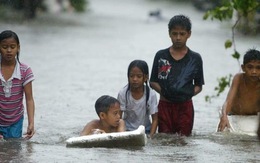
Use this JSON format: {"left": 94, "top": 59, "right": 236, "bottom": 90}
{"left": 99, "top": 112, "right": 106, "bottom": 119}
{"left": 145, "top": 74, "right": 149, "bottom": 81}
{"left": 17, "top": 44, "right": 20, "bottom": 52}
{"left": 188, "top": 30, "right": 191, "bottom": 38}
{"left": 241, "top": 64, "right": 245, "bottom": 72}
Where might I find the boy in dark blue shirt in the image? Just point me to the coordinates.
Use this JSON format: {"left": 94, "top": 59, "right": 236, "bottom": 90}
{"left": 150, "top": 15, "right": 204, "bottom": 136}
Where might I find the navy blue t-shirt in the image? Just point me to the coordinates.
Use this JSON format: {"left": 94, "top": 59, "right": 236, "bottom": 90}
{"left": 150, "top": 47, "right": 204, "bottom": 103}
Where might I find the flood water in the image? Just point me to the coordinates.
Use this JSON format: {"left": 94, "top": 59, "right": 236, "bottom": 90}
{"left": 0, "top": 0, "right": 260, "bottom": 162}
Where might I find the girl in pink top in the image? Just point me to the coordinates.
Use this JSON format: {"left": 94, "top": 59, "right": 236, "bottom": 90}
{"left": 0, "top": 30, "right": 35, "bottom": 139}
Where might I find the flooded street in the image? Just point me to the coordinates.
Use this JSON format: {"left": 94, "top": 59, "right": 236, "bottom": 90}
{"left": 0, "top": 0, "right": 260, "bottom": 162}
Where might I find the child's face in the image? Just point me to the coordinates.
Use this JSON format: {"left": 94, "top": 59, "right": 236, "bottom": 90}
{"left": 0, "top": 38, "right": 20, "bottom": 63}
{"left": 242, "top": 60, "right": 260, "bottom": 81}
{"left": 103, "top": 102, "right": 121, "bottom": 127}
{"left": 169, "top": 26, "right": 191, "bottom": 49}
{"left": 129, "top": 67, "right": 147, "bottom": 90}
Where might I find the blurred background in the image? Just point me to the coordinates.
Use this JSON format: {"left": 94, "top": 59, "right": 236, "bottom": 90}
{"left": 0, "top": 0, "right": 259, "bottom": 163}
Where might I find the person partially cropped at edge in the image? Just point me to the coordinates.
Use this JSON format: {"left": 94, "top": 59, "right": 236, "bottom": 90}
{"left": 150, "top": 15, "right": 204, "bottom": 136}
{"left": 218, "top": 49, "right": 260, "bottom": 132}
{"left": 0, "top": 30, "right": 35, "bottom": 140}
{"left": 258, "top": 117, "right": 260, "bottom": 140}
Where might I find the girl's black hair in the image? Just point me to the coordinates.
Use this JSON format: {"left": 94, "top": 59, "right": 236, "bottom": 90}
{"left": 126, "top": 60, "right": 150, "bottom": 109}
{"left": 0, "top": 30, "right": 20, "bottom": 62}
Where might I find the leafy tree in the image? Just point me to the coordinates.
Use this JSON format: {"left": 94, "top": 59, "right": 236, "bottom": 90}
{"left": 0, "top": 0, "right": 43, "bottom": 19}
{"left": 203, "top": 0, "right": 260, "bottom": 102}
{"left": 70, "top": 0, "right": 87, "bottom": 12}
{"left": 0, "top": 0, "right": 88, "bottom": 19}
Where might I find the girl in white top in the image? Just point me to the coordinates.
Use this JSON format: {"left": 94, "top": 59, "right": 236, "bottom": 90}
{"left": 117, "top": 60, "right": 158, "bottom": 137}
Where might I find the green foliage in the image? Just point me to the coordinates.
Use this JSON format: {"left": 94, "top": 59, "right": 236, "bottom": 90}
{"left": 203, "top": 0, "right": 260, "bottom": 22}
{"left": 232, "top": 50, "right": 240, "bottom": 60}
{"left": 233, "top": 0, "right": 259, "bottom": 16}
{"left": 205, "top": 74, "right": 232, "bottom": 102}
{"left": 203, "top": 0, "right": 259, "bottom": 102}
{"left": 70, "top": 0, "right": 87, "bottom": 12}
{"left": 203, "top": 4, "right": 233, "bottom": 21}
{"left": 214, "top": 74, "right": 232, "bottom": 96}
{"left": 224, "top": 39, "right": 232, "bottom": 49}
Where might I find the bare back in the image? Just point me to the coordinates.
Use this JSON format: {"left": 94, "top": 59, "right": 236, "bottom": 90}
{"left": 231, "top": 74, "right": 260, "bottom": 115}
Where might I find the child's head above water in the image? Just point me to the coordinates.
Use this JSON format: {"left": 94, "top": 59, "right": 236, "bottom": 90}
{"left": 126, "top": 60, "right": 150, "bottom": 106}
{"left": 0, "top": 30, "right": 20, "bottom": 44}
{"left": 127, "top": 59, "right": 149, "bottom": 79}
{"left": 168, "top": 14, "right": 192, "bottom": 32}
{"left": 243, "top": 48, "right": 260, "bottom": 65}
{"left": 95, "top": 95, "right": 120, "bottom": 117}
{"left": 0, "top": 30, "right": 21, "bottom": 62}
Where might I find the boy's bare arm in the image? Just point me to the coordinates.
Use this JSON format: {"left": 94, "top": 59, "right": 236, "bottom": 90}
{"left": 218, "top": 74, "right": 240, "bottom": 131}
{"left": 194, "top": 85, "right": 202, "bottom": 96}
{"left": 24, "top": 82, "right": 35, "bottom": 139}
{"left": 221, "top": 74, "right": 240, "bottom": 116}
{"left": 150, "top": 82, "right": 161, "bottom": 94}
{"left": 80, "top": 124, "right": 92, "bottom": 136}
{"left": 117, "top": 119, "right": 126, "bottom": 132}
{"left": 80, "top": 120, "right": 98, "bottom": 136}
{"left": 150, "top": 113, "right": 158, "bottom": 137}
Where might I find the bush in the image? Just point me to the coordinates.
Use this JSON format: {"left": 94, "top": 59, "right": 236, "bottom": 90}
{"left": 70, "top": 0, "right": 87, "bottom": 12}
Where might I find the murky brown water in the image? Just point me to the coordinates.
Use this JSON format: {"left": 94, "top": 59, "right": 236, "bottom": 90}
{"left": 0, "top": 0, "right": 259, "bottom": 162}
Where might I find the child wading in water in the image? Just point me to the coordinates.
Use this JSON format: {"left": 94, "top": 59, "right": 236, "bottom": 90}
{"left": 258, "top": 117, "right": 260, "bottom": 140}
{"left": 80, "top": 95, "right": 125, "bottom": 135}
{"left": 218, "top": 49, "right": 260, "bottom": 132}
{"left": 117, "top": 60, "right": 158, "bottom": 138}
{"left": 150, "top": 15, "right": 204, "bottom": 136}
{"left": 0, "top": 30, "right": 35, "bottom": 139}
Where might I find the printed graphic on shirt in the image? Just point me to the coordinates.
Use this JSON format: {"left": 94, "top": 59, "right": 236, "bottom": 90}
{"left": 123, "top": 109, "right": 137, "bottom": 120}
{"left": 1, "top": 80, "right": 12, "bottom": 97}
{"left": 158, "top": 58, "right": 171, "bottom": 79}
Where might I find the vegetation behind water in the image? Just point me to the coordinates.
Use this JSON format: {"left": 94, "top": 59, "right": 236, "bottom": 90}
{"left": 0, "top": 0, "right": 88, "bottom": 20}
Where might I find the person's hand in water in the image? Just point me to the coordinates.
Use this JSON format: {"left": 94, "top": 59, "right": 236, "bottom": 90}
{"left": 0, "top": 134, "right": 4, "bottom": 142}
{"left": 24, "top": 124, "right": 35, "bottom": 139}
{"left": 91, "top": 129, "right": 106, "bottom": 134}
{"left": 217, "top": 115, "right": 231, "bottom": 132}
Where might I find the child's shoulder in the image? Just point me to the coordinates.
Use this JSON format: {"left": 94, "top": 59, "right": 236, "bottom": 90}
{"left": 118, "top": 85, "right": 128, "bottom": 93}
{"left": 232, "top": 73, "right": 244, "bottom": 81}
{"left": 149, "top": 87, "right": 157, "bottom": 95}
{"left": 19, "top": 62, "right": 31, "bottom": 70}
{"left": 156, "top": 47, "right": 170, "bottom": 55}
{"left": 19, "top": 62, "right": 29, "bottom": 67}
{"left": 86, "top": 119, "right": 100, "bottom": 128}
{"left": 148, "top": 87, "right": 158, "bottom": 100}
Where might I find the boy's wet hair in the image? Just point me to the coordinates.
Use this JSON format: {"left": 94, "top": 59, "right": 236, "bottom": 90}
{"left": 0, "top": 30, "right": 20, "bottom": 62}
{"left": 95, "top": 95, "right": 119, "bottom": 116}
{"left": 243, "top": 49, "right": 260, "bottom": 65}
{"left": 126, "top": 60, "right": 150, "bottom": 108}
{"left": 168, "top": 14, "right": 192, "bottom": 32}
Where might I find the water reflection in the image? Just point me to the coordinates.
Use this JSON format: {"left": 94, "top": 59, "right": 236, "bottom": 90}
{"left": 0, "top": 139, "right": 33, "bottom": 163}
{"left": 210, "top": 132, "right": 259, "bottom": 145}
{"left": 151, "top": 133, "right": 188, "bottom": 146}
{"left": 0, "top": 0, "right": 259, "bottom": 162}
